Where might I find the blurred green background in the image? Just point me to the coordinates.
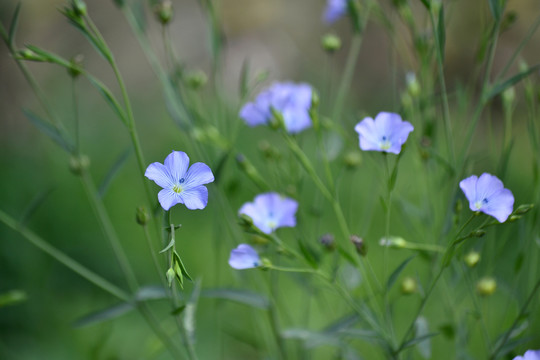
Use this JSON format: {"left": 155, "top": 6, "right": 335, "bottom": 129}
{"left": 1, "top": 0, "right": 540, "bottom": 358}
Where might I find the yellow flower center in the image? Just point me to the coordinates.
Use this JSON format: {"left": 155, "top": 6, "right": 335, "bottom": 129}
{"left": 173, "top": 184, "right": 183, "bottom": 194}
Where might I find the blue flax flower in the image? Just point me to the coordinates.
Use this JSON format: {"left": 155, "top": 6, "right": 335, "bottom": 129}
{"left": 240, "top": 82, "right": 313, "bottom": 134}
{"left": 513, "top": 350, "right": 540, "bottom": 360}
{"left": 239, "top": 192, "right": 298, "bottom": 234}
{"left": 145, "top": 151, "right": 214, "bottom": 211}
{"left": 229, "top": 244, "right": 260, "bottom": 270}
{"left": 459, "top": 173, "right": 514, "bottom": 223}
{"left": 323, "top": 0, "right": 348, "bottom": 24}
{"left": 354, "top": 112, "right": 414, "bottom": 154}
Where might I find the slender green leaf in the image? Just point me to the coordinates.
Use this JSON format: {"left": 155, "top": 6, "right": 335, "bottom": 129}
{"left": 201, "top": 288, "right": 270, "bottom": 309}
{"left": 239, "top": 59, "right": 250, "bottom": 99}
{"left": 402, "top": 332, "right": 439, "bottom": 350}
{"left": 135, "top": 285, "right": 169, "bottom": 301}
{"left": 20, "top": 187, "right": 54, "bottom": 225}
{"left": 23, "top": 109, "right": 74, "bottom": 152}
{"left": 386, "top": 255, "right": 416, "bottom": 291}
{"left": 8, "top": 2, "right": 22, "bottom": 46}
{"left": 488, "top": 0, "right": 503, "bottom": 21}
{"left": 98, "top": 148, "right": 132, "bottom": 198}
{"left": 419, "top": 0, "right": 431, "bottom": 10}
{"left": 437, "top": 5, "right": 446, "bottom": 62}
{"left": 0, "top": 290, "right": 27, "bottom": 308}
{"left": 24, "top": 45, "right": 71, "bottom": 67}
{"left": 171, "top": 305, "right": 186, "bottom": 315}
{"left": 159, "top": 238, "right": 175, "bottom": 254}
{"left": 73, "top": 302, "right": 134, "bottom": 328}
{"left": 85, "top": 75, "right": 128, "bottom": 125}
{"left": 282, "top": 328, "right": 341, "bottom": 348}
{"left": 485, "top": 64, "right": 540, "bottom": 100}
{"left": 173, "top": 250, "right": 192, "bottom": 282}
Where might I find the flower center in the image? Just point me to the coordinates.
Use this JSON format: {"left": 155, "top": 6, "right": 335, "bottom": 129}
{"left": 380, "top": 136, "right": 391, "bottom": 150}
{"left": 172, "top": 184, "right": 183, "bottom": 194}
{"left": 474, "top": 198, "right": 489, "bottom": 209}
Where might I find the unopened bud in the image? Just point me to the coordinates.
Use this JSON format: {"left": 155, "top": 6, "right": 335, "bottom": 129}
{"left": 260, "top": 257, "right": 272, "bottom": 269}
{"left": 68, "top": 54, "right": 84, "bottom": 78}
{"left": 185, "top": 70, "right": 207, "bottom": 90}
{"left": 400, "top": 276, "right": 417, "bottom": 294}
{"left": 515, "top": 204, "right": 534, "bottom": 215}
{"left": 72, "top": 0, "right": 87, "bottom": 17}
{"left": 476, "top": 277, "right": 497, "bottom": 296}
{"left": 470, "top": 229, "right": 486, "bottom": 238}
{"left": 321, "top": 34, "right": 342, "bottom": 53}
{"left": 464, "top": 251, "right": 480, "bottom": 268}
{"left": 69, "top": 154, "right": 90, "bottom": 175}
{"left": 343, "top": 151, "right": 362, "bottom": 169}
{"left": 406, "top": 72, "right": 420, "bottom": 97}
{"left": 350, "top": 235, "right": 367, "bottom": 256}
{"left": 238, "top": 213, "right": 254, "bottom": 229}
{"left": 166, "top": 267, "right": 175, "bottom": 287}
{"left": 319, "top": 233, "right": 335, "bottom": 251}
{"left": 18, "top": 49, "right": 43, "bottom": 62}
{"left": 154, "top": 0, "right": 173, "bottom": 25}
{"left": 502, "top": 87, "right": 516, "bottom": 106}
{"left": 135, "top": 206, "right": 149, "bottom": 226}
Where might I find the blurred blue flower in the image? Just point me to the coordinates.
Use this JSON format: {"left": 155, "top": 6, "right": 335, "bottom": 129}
{"left": 145, "top": 151, "right": 214, "bottom": 211}
{"left": 240, "top": 82, "right": 313, "bottom": 134}
{"left": 513, "top": 350, "right": 540, "bottom": 360}
{"left": 229, "top": 244, "right": 260, "bottom": 270}
{"left": 354, "top": 112, "right": 414, "bottom": 154}
{"left": 239, "top": 192, "right": 298, "bottom": 234}
{"left": 459, "top": 173, "right": 514, "bottom": 223}
{"left": 323, "top": 0, "right": 348, "bottom": 24}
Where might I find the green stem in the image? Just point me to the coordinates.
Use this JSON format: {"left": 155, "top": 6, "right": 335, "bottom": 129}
{"left": 429, "top": 8, "right": 455, "bottom": 167}
{"left": 0, "top": 208, "right": 130, "bottom": 301}
{"left": 80, "top": 170, "right": 139, "bottom": 292}
{"left": 489, "top": 276, "right": 540, "bottom": 360}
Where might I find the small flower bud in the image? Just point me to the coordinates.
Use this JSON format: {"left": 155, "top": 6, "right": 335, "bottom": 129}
{"left": 508, "top": 214, "right": 522, "bottom": 222}
{"left": 321, "top": 34, "right": 342, "bottom": 53}
{"left": 502, "top": 87, "right": 516, "bottom": 106}
{"left": 514, "top": 204, "right": 534, "bottom": 215}
{"left": 260, "top": 257, "right": 272, "bottom": 269}
{"left": 350, "top": 235, "right": 367, "bottom": 256}
{"left": 379, "top": 236, "right": 407, "bottom": 248}
{"left": 343, "top": 151, "right": 362, "bottom": 169}
{"left": 68, "top": 54, "right": 84, "bottom": 78}
{"left": 400, "top": 276, "right": 417, "bottom": 295}
{"left": 166, "top": 267, "right": 175, "bottom": 287}
{"left": 406, "top": 72, "right": 420, "bottom": 97}
{"left": 470, "top": 229, "right": 486, "bottom": 238}
{"left": 476, "top": 277, "right": 497, "bottom": 296}
{"left": 464, "top": 251, "right": 480, "bottom": 268}
{"left": 68, "top": 154, "right": 90, "bottom": 175}
{"left": 238, "top": 213, "right": 254, "bottom": 229}
{"left": 18, "top": 49, "right": 43, "bottom": 62}
{"left": 250, "top": 234, "right": 269, "bottom": 245}
{"left": 153, "top": 0, "right": 173, "bottom": 25}
{"left": 135, "top": 206, "right": 149, "bottom": 226}
{"left": 72, "top": 0, "right": 87, "bottom": 17}
{"left": 184, "top": 70, "right": 207, "bottom": 90}
{"left": 319, "top": 233, "right": 336, "bottom": 251}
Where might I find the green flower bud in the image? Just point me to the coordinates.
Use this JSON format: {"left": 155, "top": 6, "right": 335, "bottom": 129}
{"left": 464, "top": 251, "right": 480, "bottom": 268}
{"left": 406, "top": 72, "right": 420, "bottom": 97}
{"left": 135, "top": 206, "right": 149, "bottom": 226}
{"left": 166, "top": 267, "right": 175, "bottom": 287}
{"left": 400, "top": 276, "right": 417, "bottom": 295}
{"left": 260, "top": 257, "right": 272, "bottom": 269}
{"left": 476, "top": 277, "right": 497, "bottom": 296}
{"left": 185, "top": 70, "right": 207, "bottom": 90}
{"left": 68, "top": 54, "right": 84, "bottom": 78}
{"left": 380, "top": 236, "right": 407, "bottom": 248}
{"left": 514, "top": 204, "right": 534, "bottom": 215}
{"left": 18, "top": 49, "right": 44, "bottom": 62}
{"left": 154, "top": 0, "right": 173, "bottom": 25}
{"left": 69, "top": 154, "right": 90, "bottom": 175}
{"left": 470, "top": 229, "right": 486, "bottom": 238}
{"left": 321, "top": 34, "right": 342, "bottom": 53}
{"left": 508, "top": 214, "right": 522, "bottom": 222}
{"left": 72, "top": 0, "right": 87, "bottom": 17}
{"left": 343, "top": 151, "right": 362, "bottom": 169}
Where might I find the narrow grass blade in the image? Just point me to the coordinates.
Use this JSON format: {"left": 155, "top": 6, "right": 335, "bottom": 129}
{"left": 485, "top": 65, "right": 540, "bottom": 101}
{"left": 437, "top": 5, "right": 446, "bottom": 62}
{"left": 201, "top": 288, "right": 270, "bottom": 310}
{"left": 73, "top": 302, "right": 134, "bottom": 328}
{"left": 98, "top": 148, "right": 132, "bottom": 198}
{"left": 20, "top": 187, "right": 54, "bottom": 225}
{"left": 23, "top": 109, "right": 74, "bottom": 152}
{"left": 8, "top": 2, "right": 22, "bottom": 47}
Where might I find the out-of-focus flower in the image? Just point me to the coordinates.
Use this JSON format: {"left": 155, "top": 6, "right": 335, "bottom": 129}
{"left": 476, "top": 277, "right": 497, "bottom": 296}
{"left": 229, "top": 244, "right": 260, "bottom": 269}
{"left": 145, "top": 151, "right": 214, "bottom": 210}
{"left": 239, "top": 82, "right": 313, "bottom": 134}
{"left": 323, "top": 0, "right": 348, "bottom": 24}
{"left": 513, "top": 350, "right": 540, "bottom": 360}
{"left": 459, "top": 173, "right": 514, "bottom": 223}
{"left": 354, "top": 112, "right": 414, "bottom": 154}
{"left": 239, "top": 192, "right": 298, "bottom": 234}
